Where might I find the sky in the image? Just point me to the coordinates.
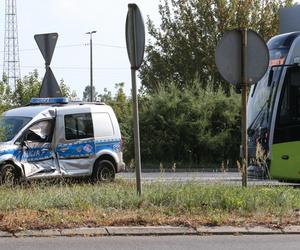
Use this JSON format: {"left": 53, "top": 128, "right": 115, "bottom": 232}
{"left": 0, "top": 0, "right": 162, "bottom": 98}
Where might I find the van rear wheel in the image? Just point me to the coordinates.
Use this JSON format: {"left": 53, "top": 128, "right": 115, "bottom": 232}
{"left": 0, "top": 163, "right": 20, "bottom": 186}
{"left": 92, "top": 160, "right": 115, "bottom": 182}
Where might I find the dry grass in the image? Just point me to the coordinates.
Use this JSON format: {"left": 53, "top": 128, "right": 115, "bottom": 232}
{"left": 0, "top": 180, "right": 300, "bottom": 232}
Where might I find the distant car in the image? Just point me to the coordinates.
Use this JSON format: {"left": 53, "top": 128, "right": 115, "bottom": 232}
{"left": 247, "top": 164, "right": 269, "bottom": 179}
{"left": 0, "top": 97, "right": 125, "bottom": 184}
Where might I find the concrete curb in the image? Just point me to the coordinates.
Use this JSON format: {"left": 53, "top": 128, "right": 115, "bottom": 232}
{"left": 2, "top": 226, "right": 300, "bottom": 237}
{"left": 196, "top": 226, "right": 284, "bottom": 235}
{"left": 106, "top": 226, "right": 197, "bottom": 236}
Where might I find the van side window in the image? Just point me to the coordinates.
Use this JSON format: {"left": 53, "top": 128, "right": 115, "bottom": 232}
{"left": 64, "top": 113, "right": 94, "bottom": 140}
{"left": 93, "top": 113, "right": 114, "bottom": 137}
{"left": 26, "top": 120, "right": 54, "bottom": 143}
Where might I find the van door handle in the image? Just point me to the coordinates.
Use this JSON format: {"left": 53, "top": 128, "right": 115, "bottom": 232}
{"left": 281, "top": 155, "right": 289, "bottom": 160}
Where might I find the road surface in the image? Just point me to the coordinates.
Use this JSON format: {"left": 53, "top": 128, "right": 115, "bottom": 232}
{"left": 118, "top": 171, "right": 290, "bottom": 185}
{"left": 1, "top": 235, "right": 300, "bottom": 250}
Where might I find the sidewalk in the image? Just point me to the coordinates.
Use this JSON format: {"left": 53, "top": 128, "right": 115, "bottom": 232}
{"left": 2, "top": 225, "right": 300, "bottom": 237}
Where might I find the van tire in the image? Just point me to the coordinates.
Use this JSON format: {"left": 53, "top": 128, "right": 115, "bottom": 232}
{"left": 0, "top": 163, "right": 20, "bottom": 186}
{"left": 92, "top": 160, "right": 115, "bottom": 182}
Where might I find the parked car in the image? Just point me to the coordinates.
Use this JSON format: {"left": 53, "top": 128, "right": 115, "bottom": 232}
{"left": 0, "top": 97, "right": 125, "bottom": 184}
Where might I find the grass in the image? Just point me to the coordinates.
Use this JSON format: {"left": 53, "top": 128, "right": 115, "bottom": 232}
{"left": 0, "top": 180, "right": 300, "bottom": 232}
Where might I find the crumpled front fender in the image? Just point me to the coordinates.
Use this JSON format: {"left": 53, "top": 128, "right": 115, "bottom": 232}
{"left": 0, "top": 154, "right": 24, "bottom": 177}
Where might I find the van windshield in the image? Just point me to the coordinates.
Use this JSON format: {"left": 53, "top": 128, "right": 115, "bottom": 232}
{"left": 0, "top": 116, "right": 32, "bottom": 142}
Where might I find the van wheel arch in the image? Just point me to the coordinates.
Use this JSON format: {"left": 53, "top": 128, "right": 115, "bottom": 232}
{"left": 92, "top": 155, "right": 117, "bottom": 182}
{"left": 0, "top": 161, "right": 22, "bottom": 185}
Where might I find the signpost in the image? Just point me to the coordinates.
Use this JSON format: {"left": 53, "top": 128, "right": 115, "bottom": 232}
{"left": 34, "top": 33, "right": 62, "bottom": 98}
{"left": 125, "top": 4, "right": 145, "bottom": 195}
{"left": 215, "top": 29, "right": 269, "bottom": 187}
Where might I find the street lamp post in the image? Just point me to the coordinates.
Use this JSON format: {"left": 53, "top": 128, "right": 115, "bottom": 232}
{"left": 86, "top": 30, "right": 97, "bottom": 102}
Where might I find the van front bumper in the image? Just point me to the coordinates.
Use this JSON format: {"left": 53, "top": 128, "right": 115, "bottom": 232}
{"left": 117, "top": 162, "right": 126, "bottom": 172}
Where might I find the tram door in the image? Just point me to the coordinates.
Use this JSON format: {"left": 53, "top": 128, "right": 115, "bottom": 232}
{"left": 271, "top": 68, "right": 300, "bottom": 180}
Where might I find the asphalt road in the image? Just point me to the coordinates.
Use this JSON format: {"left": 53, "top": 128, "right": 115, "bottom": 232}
{"left": 1, "top": 235, "right": 300, "bottom": 250}
{"left": 118, "top": 172, "right": 288, "bottom": 185}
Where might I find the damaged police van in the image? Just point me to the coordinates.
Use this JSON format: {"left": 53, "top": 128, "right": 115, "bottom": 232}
{"left": 0, "top": 97, "right": 125, "bottom": 184}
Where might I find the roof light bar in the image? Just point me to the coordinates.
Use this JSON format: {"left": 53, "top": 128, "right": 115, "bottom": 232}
{"left": 30, "top": 97, "right": 69, "bottom": 104}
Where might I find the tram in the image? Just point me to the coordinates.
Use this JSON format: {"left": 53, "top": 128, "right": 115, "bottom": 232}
{"left": 248, "top": 32, "right": 300, "bottom": 181}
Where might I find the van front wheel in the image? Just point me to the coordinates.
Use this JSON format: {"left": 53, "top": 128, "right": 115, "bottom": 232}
{"left": 0, "top": 163, "right": 20, "bottom": 186}
{"left": 92, "top": 160, "right": 115, "bottom": 182}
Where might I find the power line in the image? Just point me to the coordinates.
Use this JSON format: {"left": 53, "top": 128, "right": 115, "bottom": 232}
{"left": 0, "top": 64, "right": 128, "bottom": 71}
{"left": 0, "top": 43, "right": 125, "bottom": 53}
{"left": 53, "top": 66, "right": 128, "bottom": 70}
{"left": 94, "top": 43, "right": 125, "bottom": 49}
{"left": 19, "top": 43, "right": 86, "bottom": 52}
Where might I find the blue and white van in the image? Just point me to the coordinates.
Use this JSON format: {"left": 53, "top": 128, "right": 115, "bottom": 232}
{"left": 0, "top": 97, "right": 125, "bottom": 184}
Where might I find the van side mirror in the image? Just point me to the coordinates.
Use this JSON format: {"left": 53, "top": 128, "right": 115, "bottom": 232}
{"left": 267, "top": 69, "right": 273, "bottom": 86}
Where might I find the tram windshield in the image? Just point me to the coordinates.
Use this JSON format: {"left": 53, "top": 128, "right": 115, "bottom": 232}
{"left": 248, "top": 48, "right": 289, "bottom": 129}
{"left": 248, "top": 71, "right": 270, "bottom": 128}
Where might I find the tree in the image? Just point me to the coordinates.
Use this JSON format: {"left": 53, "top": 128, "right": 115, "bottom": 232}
{"left": 83, "top": 85, "right": 98, "bottom": 101}
{"left": 99, "top": 83, "right": 133, "bottom": 161}
{"left": 3, "top": 70, "right": 75, "bottom": 108}
{"left": 98, "top": 88, "right": 112, "bottom": 103}
{"left": 59, "top": 79, "right": 71, "bottom": 97}
{"left": 13, "top": 70, "right": 41, "bottom": 106}
{"left": 140, "top": 0, "right": 294, "bottom": 93}
{"left": 69, "top": 90, "right": 79, "bottom": 101}
{"left": 0, "top": 79, "right": 11, "bottom": 113}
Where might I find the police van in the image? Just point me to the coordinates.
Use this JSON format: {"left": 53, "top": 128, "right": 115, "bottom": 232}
{"left": 0, "top": 97, "right": 125, "bottom": 184}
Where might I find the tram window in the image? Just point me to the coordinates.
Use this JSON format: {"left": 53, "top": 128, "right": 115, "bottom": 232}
{"left": 290, "top": 71, "right": 300, "bottom": 120}
{"left": 278, "top": 84, "right": 288, "bottom": 124}
{"left": 290, "top": 70, "right": 300, "bottom": 86}
{"left": 274, "top": 69, "right": 300, "bottom": 143}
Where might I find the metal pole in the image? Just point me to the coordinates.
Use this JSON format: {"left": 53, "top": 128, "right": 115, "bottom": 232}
{"left": 127, "top": 6, "right": 142, "bottom": 196}
{"left": 90, "top": 34, "right": 93, "bottom": 102}
{"left": 86, "top": 31, "right": 96, "bottom": 102}
{"left": 241, "top": 29, "right": 248, "bottom": 187}
{"left": 131, "top": 68, "right": 142, "bottom": 195}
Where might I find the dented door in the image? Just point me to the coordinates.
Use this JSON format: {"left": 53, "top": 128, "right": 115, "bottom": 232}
{"left": 19, "top": 119, "right": 58, "bottom": 177}
{"left": 55, "top": 111, "right": 95, "bottom": 176}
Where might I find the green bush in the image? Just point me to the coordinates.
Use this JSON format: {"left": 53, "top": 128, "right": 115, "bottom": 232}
{"left": 138, "top": 84, "right": 241, "bottom": 165}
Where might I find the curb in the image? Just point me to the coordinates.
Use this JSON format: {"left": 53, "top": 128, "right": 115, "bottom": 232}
{"left": 106, "top": 226, "right": 197, "bottom": 236}
{"left": 196, "top": 226, "right": 283, "bottom": 235}
{"left": 2, "top": 226, "right": 300, "bottom": 237}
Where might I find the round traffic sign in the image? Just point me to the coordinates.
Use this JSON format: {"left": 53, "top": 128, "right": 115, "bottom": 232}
{"left": 215, "top": 29, "right": 269, "bottom": 85}
{"left": 125, "top": 4, "right": 145, "bottom": 70}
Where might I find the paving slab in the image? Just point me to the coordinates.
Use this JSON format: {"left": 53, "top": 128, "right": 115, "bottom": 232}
{"left": 15, "top": 229, "right": 61, "bottom": 237}
{"left": 106, "top": 226, "right": 197, "bottom": 236}
{"left": 0, "top": 231, "right": 12, "bottom": 237}
{"left": 282, "top": 226, "right": 300, "bottom": 234}
{"left": 197, "top": 226, "right": 248, "bottom": 235}
{"left": 60, "top": 227, "right": 108, "bottom": 236}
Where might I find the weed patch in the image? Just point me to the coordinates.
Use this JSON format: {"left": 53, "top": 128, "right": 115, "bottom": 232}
{"left": 0, "top": 180, "right": 300, "bottom": 231}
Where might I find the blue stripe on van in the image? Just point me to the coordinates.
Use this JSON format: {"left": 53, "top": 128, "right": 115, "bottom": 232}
{"left": 95, "top": 139, "right": 121, "bottom": 153}
{"left": 56, "top": 139, "right": 95, "bottom": 159}
{"left": 56, "top": 139, "right": 121, "bottom": 159}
